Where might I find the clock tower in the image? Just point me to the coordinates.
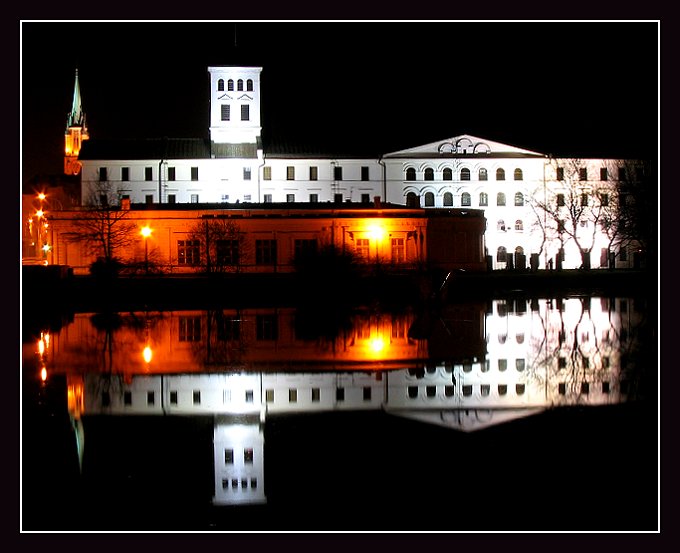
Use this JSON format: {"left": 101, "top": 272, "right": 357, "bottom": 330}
{"left": 208, "top": 66, "right": 262, "bottom": 146}
{"left": 64, "top": 69, "right": 88, "bottom": 176}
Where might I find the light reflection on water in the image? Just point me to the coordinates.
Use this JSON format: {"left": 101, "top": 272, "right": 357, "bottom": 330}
{"left": 22, "top": 295, "right": 655, "bottom": 531}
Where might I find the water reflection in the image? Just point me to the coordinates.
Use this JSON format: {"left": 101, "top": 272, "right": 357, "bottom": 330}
{"left": 25, "top": 296, "right": 648, "bottom": 511}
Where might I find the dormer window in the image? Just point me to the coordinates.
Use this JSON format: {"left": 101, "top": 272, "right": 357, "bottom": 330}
{"left": 217, "top": 79, "right": 225, "bottom": 91}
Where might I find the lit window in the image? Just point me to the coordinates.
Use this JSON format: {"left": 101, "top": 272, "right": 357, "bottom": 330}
{"left": 391, "top": 238, "right": 405, "bottom": 263}
{"left": 514, "top": 168, "right": 523, "bottom": 181}
{"left": 479, "top": 192, "right": 488, "bottom": 206}
{"left": 244, "top": 448, "right": 254, "bottom": 463}
{"left": 178, "top": 240, "right": 201, "bottom": 266}
{"left": 356, "top": 238, "right": 370, "bottom": 258}
{"left": 263, "top": 166, "right": 271, "bottom": 180}
{"left": 496, "top": 168, "right": 505, "bottom": 181}
{"left": 479, "top": 168, "right": 488, "bottom": 181}
{"left": 310, "top": 166, "right": 318, "bottom": 181}
{"left": 287, "top": 166, "right": 295, "bottom": 180}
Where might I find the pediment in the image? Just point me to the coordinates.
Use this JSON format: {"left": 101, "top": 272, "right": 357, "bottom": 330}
{"left": 238, "top": 94, "right": 253, "bottom": 101}
{"left": 217, "top": 94, "right": 233, "bottom": 100}
{"left": 383, "top": 134, "right": 545, "bottom": 157}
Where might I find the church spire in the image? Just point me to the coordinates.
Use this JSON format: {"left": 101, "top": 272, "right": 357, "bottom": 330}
{"left": 64, "top": 68, "right": 89, "bottom": 176}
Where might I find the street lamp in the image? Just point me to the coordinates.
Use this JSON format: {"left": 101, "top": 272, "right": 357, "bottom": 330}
{"left": 140, "top": 225, "right": 152, "bottom": 274}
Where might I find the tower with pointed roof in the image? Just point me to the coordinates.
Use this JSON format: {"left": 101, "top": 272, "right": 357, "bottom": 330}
{"left": 64, "top": 69, "right": 89, "bottom": 176}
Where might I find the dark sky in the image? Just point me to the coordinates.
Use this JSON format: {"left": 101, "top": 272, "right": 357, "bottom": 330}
{"left": 21, "top": 21, "right": 659, "bottom": 186}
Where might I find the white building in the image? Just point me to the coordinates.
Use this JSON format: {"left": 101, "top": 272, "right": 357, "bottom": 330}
{"left": 75, "top": 65, "right": 646, "bottom": 271}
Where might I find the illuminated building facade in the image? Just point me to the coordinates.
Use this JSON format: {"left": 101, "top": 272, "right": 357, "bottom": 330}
{"left": 46, "top": 65, "right": 644, "bottom": 272}
{"left": 64, "top": 69, "right": 89, "bottom": 176}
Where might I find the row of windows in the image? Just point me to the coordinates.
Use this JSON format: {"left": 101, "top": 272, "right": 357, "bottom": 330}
{"left": 555, "top": 167, "right": 641, "bottom": 182}
{"left": 407, "top": 383, "right": 526, "bottom": 398}
{"left": 406, "top": 167, "right": 524, "bottom": 182}
{"left": 222, "top": 477, "right": 258, "bottom": 491}
{"left": 224, "top": 447, "right": 254, "bottom": 464}
{"left": 266, "top": 387, "right": 370, "bottom": 403}
{"left": 176, "top": 237, "right": 407, "bottom": 268}
{"left": 217, "top": 78, "right": 254, "bottom": 92}
{"left": 220, "top": 104, "right": 250, "bottom": 121}
{"left": 100, "top": 166, "right": 200, "bottom": 182}
{"left": 264, "top": 166, "right": 370, "bottom": 182}
{"left": 407, "top": 191, "right": 525, "bottom": 207}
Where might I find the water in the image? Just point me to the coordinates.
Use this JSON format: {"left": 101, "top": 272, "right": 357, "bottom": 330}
{"left": 21, "top": 294, "right": 658, "bottom": 531}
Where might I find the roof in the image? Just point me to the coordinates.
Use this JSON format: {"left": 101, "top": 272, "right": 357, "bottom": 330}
{"left": 78, "top": 138, "right": 260, "bottom": 161}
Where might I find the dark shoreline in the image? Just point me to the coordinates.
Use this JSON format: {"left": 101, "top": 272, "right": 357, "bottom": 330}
{"left": 22, "top": 265, "right": 656, "bottom": 315}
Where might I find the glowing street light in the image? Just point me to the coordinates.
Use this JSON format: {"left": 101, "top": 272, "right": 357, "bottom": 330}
{"left": 140, "top": 225, "right": 152, "bottom": 274}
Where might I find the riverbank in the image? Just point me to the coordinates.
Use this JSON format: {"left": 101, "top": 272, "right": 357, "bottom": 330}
{"left": 22, "top": 265, "right": 656, "bottom": 315}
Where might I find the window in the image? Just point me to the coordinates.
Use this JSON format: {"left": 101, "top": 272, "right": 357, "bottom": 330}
{"left": 515, "top": 220, "right": 524, "bottom": 231}
{"left": 191, "top": 167, "right": 199, "bottom": 181}
{"left": 191, "top": 194, "right": 199, "bottom": 203}
{"left": 286, "top": 194, "right": 295, "bottom": 203}
{"left": 424, "top": 168, "right": 434, "bottom": 181}
{"left": 170, "top": 391, "right": 178, "bottom": 405}
{"left": 479, "top": 168, "right": 488, "bottom": 181}
{"left": 496, "top": 168, "right": 505, "bottom": 181}
{"left": 363, "top": 387, "right": 371, "bottom": 401}
{"left": 361, "top": 193, "right": 371, "bottom": 203}
{"left": 391, "top": 238, "right": 405, "bottom": 263}
{"left": 557, "top": 220, "right": 565, "bottom": 232}
{"left": 168, "top": 167, "right": 176, "bottom": 181}
{"left": 405, "top": 168, "right": 416, "bottom": 181}
{"left": 461, "top": 192, "right": 471, "bottom": 206}
{"left": 361, "top": 166, "right": 369, "bottom": 181}
{"left": 515, "top": 384, "right": 526, "bottom": 395}
{"left": 244, "top": 448, "right": 254, "bottom": 463}
{"left": 145, "top": 167, "right": 153, "bottom": 181}
{"left": 336, "top": 388, "right": 345, "bottom": 401}
{"left": 556, "top": 167, "right": 564, "bottom": 180}
{"left": 217, "top": 79, "right": 224, "bottom": 91}
{"left": 497, "top": 247, "right": 507, "bottom": 263}
{"left": 246, "top": 79, "right": 253, "bottom": 91}
{"left": 460, "top": 168, "right": 470, "bottom": 181}
{"left": 309, "top": 193, "right": 318, "bottom": 203}
{"left": 579, "top": 168, "right": 587, "bottom": 181}
{"left": 121, "top": 167, "right": 129, "bottom": 181}
{"left": 145, "top": 194, "right": 153, "bottom": 205}
{"left": 146, "top": 391, "right": 155, "bottom": 405}
{"left": 99, "top": 167, "right": 108, "bottom": 181}
{"left": 178, "top": 240, "right": 201, "bottom": 266}
{"left": 265, "top": 389, "right": 274, "bottom": 403}
{"left": 124, "top": 391, "right": 132, "bottom": 405}
{"left": 498, "top": 219, "right": 506, "bottom": 232}
{"left": 193, "top": 390, "right": 201, "bottom": 405}
{"left": 516, "top": 359, "right": 525, "bottom": 371}
{"left": 288, "top": 389, "right": 298, "bottom": 403}
{"left": 257, "top": 314, "right": 278, "bottom": 340}
{"left": 479, "top": 192, "right": 488, "bottom": 206}
{"left": 295, "top": 239, "right": 317, "bottom": 260}
{"left": 334, "top": 193, "right": 343, "bottom": 204}
{"left": 514, "top": 168, "right": 523, "bottom": 181}
{"left": 424, "top": 192, "right": 435, "bottom": 207}
{"left": 221, "top": 104, "right": 230, "bottom": 121}
{"left": 581, "top": 193, "right": 588, "bottom": 206}
{"left": 514, "top": 192, "right": 524, "bottom": 206}
{"left": 334, "top": 166, "right": 343, "bottom": 181}
{"left": 237, "top": 79, "right": 244, "bottom": 91}
{"left": 556, "top": 193, "right": 565, "bottom": 206}
{"left": 497, "top": 192, "right": 506, "bottom": 206}
{"left": 263, "top": 194, "right": 272, "bottom": 203}
{"left": 241, "top": 105, "right": 249, "bottom": 121}
{"left": 309, "top": 166, "right": 318, "bottom": 181}
{"left": 287, "top": 166, "right": 295, "bottom": 180}
{"left": 406, "top": 192, "right": 419, "bottom": 207}
{"left": 168, "top": 194, "right": 176, "bottom": 204}
{"left": 243, "top": 167, "right": 251, "bottom": 180}
{"left": 443, "top": 168, "right": 452, "bottom": 181}
{"left": 600, "top": 193, "right": 609, "bottom": 206}
{"left": 443, "top": 192, "right": 453, "bottom": 206}
{"left": 356, "top": 238, "right": 370, "bottom": 258}
{"left": 179, "top": 316, "right": 201, "bottom": 341}
{"left": 311, "top": 388, "right": 320, "bottom": 402}
{"left": 600, "top": 167, "right": 608, "bottom": 181}
{"left": 216, "top": 239, "right": 240, "bottom": 266}
{"left": 256, "top": 239, "right": 277, "bottom": 265}
{"left": 263, "top": 166, "right": 271, "bottom": 180}
{"left": 227, "top": 79, "right": 234, "bottom": 91}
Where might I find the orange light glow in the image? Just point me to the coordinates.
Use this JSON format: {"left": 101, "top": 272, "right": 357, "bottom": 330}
{"left": 143, "top": 346, "right": 153, "bottom": 364}
{"left": 38, "top": 337, "right": 45, "bottom": 356}
{"left": 367, "top": 223, "right": 386, "bottom": 241}
{"left": 370, "top": 337, "right": 385, "bottom": 353}
{"left": 140, "top": 225, "right": 152, "bottom": 238}
{"left": 37, "top": 193, "right": 46, "bottom": 201}
{"left": 40, "top": 367, "right": 47, "bottom": 382}
{"left": 35, "top": 209, "right": 44, "bottom": 218}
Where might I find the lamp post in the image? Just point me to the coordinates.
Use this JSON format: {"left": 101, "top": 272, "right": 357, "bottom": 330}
{"left": 140, "top": 225, "right": 152, "bottom": 274}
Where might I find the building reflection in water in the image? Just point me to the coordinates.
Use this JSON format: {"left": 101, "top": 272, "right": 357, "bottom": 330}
{"left": 30, "top": 296, "right": 647, "bottom": 507}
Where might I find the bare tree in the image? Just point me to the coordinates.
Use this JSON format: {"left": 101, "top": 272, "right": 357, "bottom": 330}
{"left": 69, "top": 180, "right": 138, "bottom": 270}
{"left": 187, "top": 218, "right": 246, "bottom": 274}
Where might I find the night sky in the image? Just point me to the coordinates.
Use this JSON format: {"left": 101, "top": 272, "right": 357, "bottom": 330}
{"left": 21, "top": 21, "right": 659, "bottom": 188}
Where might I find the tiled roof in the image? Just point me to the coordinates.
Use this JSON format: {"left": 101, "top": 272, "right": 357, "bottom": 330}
{"left": 78, "top": 138, "right": 213, "bottom": 160}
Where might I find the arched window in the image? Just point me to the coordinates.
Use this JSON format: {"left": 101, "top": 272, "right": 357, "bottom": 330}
{"left": 246, "top": 79, "right": 253, "bottom": 91}
{"left": 406, "top": 192, "right": 419, "bottom": 207}
{"left": 516, "top": 333, "right": 525, "bottom": 344}
{"left": 227, "top": 79, "right": 234, "bottom": 91}
{"left": 443, "top": 192, "right": 453, "bottom": 206}
{"left": 461, "top": 192, "right": 471, "bottom": 206}
{"left": 479, "top": 168, "right": 488, "bottom": 181}
{"left": 514, "top": 168, "right": 523, "bottom": 181}
{"left": 479, "top": 192, "right": 488, "bottom": 206}
{"left": 497, "top": 246, "right": 507, "bottom": 262}
{"left": 515, "top": 246, "right": 524, "bottom": 255}
{"left": 424, "top": 168, "right": 434, "bottom": 181}
{"left": 237, "top": 79, "right": 244, "bottom": 91}
{"left": 443, "top": 168, "right": 452, "bottom": 181}
{"left": 217, "top": 79, "right": 225, "bottom": 91}
{"left": 497, "top": 192, "right": 506, "bottom": 206}
{"left": 405, "top": 168, "right": 416, "bottom": 181}
{"left": 460, "top": 168, "right": 471, "bottom": 181}
{"left": 497, "top": 220, "right": 506, "bottom": 231}
{"left": 424, "top": 192, "right": 435, "bottom": 207}
{"left": 496, "top": 168, "right": 506, "bottom": 181}
{"left": 515, "top": 220, "right": 524, "bottom": 231}
{"left": 514, "top": 192, "right": 524, "bottom": 206}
